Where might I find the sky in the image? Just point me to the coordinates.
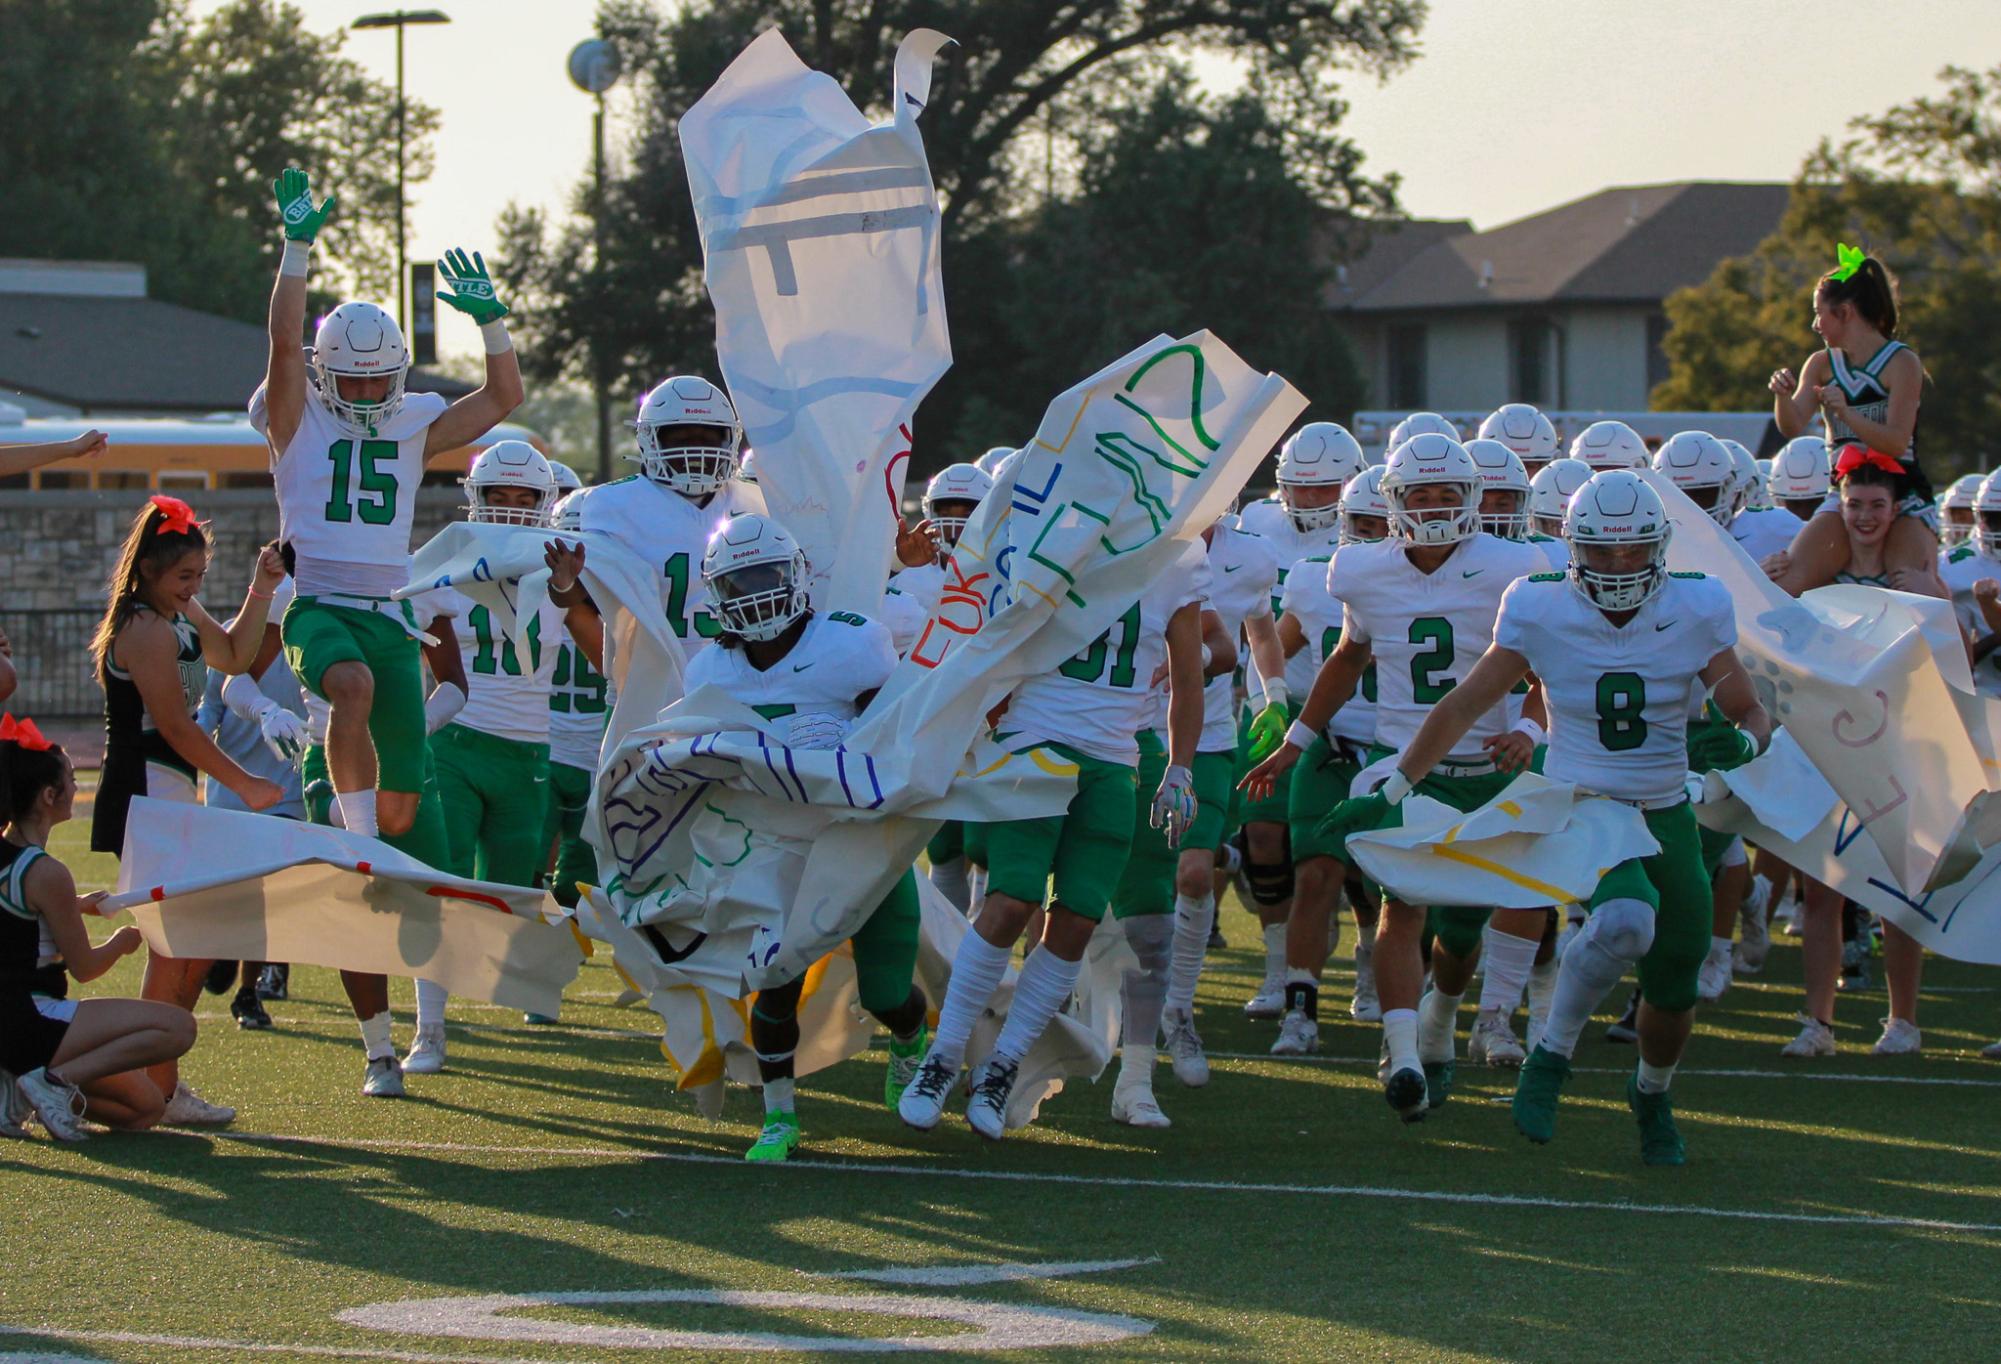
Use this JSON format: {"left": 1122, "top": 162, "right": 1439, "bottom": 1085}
{"left": 198, "top": 1, "right": 2001, "bottom": 356}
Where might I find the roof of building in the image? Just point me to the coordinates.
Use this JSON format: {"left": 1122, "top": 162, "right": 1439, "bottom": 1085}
{"left": 0, "top": 262, "right": 470, "bottom": 412}
{"left": 1329, "top": 182, "right": 1791, "bottom": 313}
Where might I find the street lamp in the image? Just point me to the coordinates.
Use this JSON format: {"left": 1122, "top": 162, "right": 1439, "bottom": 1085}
{"left": 352, "top": 9, "right": 451, "bottom": 337}
{"left": 569, "top": 37, "right": 622, "bottom": 484}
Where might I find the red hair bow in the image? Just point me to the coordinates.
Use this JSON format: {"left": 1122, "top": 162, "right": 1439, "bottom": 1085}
{"left": 1833, "top": 444, "right": 1902, "bottom": 479}
{"left": 150, "top": 494, "right": 199, "bottom": 536}
{"left": 0, "top": 714, "right": 52, "bottom": 751}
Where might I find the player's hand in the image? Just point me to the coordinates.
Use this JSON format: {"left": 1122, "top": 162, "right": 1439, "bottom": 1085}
{"left": 1688, "top": 726, "right": 1758, "bottom": 773}
{"left": 1760, "top": 550, "right": 1792, "bottom": 583}
{"left": 437, "top": 247, "right": 510, "bottom": 325}
{"left": 1246, "top": 701, "right": 1290, "bottom": 762}
{"left": 272, "top": 167, "right": 336, "bottom": 243}
{"left": 64, "top": 429, "right": 109, "bottom": 461}
{"left": 239, "top": 777, "right": 286, "bottom": 812}
{"left": 252, "top": 544, "right": 286, "bottom": 595}
{"left": 1815, "top": 383, "right": 1850, "bottom": 421}
{"left": 1238, "top": 742, "right": 1301, "bottom": 803}
{"left": 1886, "top": 566, "right": 1936, "bottom": 595}
{"left": 895, "top": 517, "right": 937, "bottom": 568}
{"left": 1768, "top": 367, "right": 1798, "bottom": 397}
{"left": 258, "top": 708, "right": 309, "bottom": 767}
{"left": 1317, "top": 792, "right": 1389, "bottom": 848}
{"left": 784, "top": 711, "right": 848, "bottom": 751}
{"left": 544, "top": 539, "right": 586, "bottom": 592}
{"left": 108, "top": 924, "right": 144, "bottom": 958}
{"left": 1150, "top": 764, "right": 1197, "bottom": 849}
{"left": 1484, "top": 730, "right": 1536, "bottom": 773}
{"left": 1974, "top": 578, "right": 2000, "bottom": 606}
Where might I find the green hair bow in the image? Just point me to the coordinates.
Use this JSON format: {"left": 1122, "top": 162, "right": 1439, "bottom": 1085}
{"left": 1829, "top": 242, "right": 1866, "bottom": 282}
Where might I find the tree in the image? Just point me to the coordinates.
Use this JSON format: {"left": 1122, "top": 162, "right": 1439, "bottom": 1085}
{"left": 0, "top": 0, "right": 436, "bottom": 323}
{"left": 1654, "top": 63, "right": 2001, "bottom": 475}
{"left": 498, "top": 0, "right": 1421, "bottom": 470}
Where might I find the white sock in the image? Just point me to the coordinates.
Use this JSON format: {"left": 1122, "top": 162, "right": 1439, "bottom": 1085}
{"left": 993, "top": 948, "right": 1081, "bottom": 1065}
{"left": 967, "top": 865, "right": 988, "bottom": 920}
{"left": 929, "top": 856, "right": 970, "bottom": 913}
{"left": 763, "top": 1077, "right": 796, "bottom": 1113}
{"left": 1636, "top": 1058, "right": 1676, "bottom": 1094}
{"left": 1261, "top": 922, "right": 1287, "bottom": 986}
{"left": 1526, "top": 954, "right": 1559, "bottom": 1042}
{"left": 1165, "top": 892, "right": 1215, "bottom": 1016}
{"left": 1476, "top": 925, "right": 1540, "bottom": 1016}
{"left": 930, "top": 931, "right": 1012, "bottom": 1068}
{"left": 1709, "top": 933, "right": 1733, "bottom": 959}
{"left": 1119, "top": 916, "right": 1172, "bottom": 1088}
{"left": 1382, "top": 1007, "right": 1420, "bottom": 1076}
{"left": 415, "top": 978, "right": 449, "bottom": 1030}
{"left": 357, "top": 1009, "right": 394, "bottom": 1061}
{"left": 336, "top": 788, "right": 378, "bottom": 838}
{"left": 1418, "top": 988, "right": 1462, "bottom": 1063}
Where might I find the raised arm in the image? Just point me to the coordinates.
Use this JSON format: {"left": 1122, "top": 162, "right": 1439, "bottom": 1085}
{"left": 423, "top": 249, "right": 525, "bottom": 458}
{"left": 0, "top": 430, "right": 107, "bottom": 480}
{"left": 1770, "top": 351, "right": 1828, "bottom": 441}
{"left": 264, "top": 168, "right": 336, "bottom": 457}
{"left": 189, "top": 547, "right": 286, "bottom": 674}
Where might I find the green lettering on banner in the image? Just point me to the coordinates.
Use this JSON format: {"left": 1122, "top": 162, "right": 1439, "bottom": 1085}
{"left": 1119, "top": 341, "right": 1222, "bottom": 453}
{"left": 1023, "top": 511, "right": 1088, "bottom": 607}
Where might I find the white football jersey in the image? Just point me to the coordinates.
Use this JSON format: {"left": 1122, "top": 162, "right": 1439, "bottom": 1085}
{"left": 569, "top": 474, "right": 760, "bottom": 664}
{"left": 1528, "top": 532, "right": 1571, "bottom": 573}
{"left": 1239, "top": 498, "right": 1341, "bottom": 700}
{"left": 1280, "top": 554, "right": 1377, "bottom": 746}
{"left": 883, "top": 563, "right": 943, "bottom": 656}
{"left": 1004, "top": 544, "right": 1207, "bottom": 766}
{"left": 251, "top": 386, "right": 449, "bottom": 597}
{"left": 681, "top": 608, "right": 898, "bottom": 725}
{"left": 1494, "top": 572, "right": 1736, "bottom": 802}
{"left": 429, "top": 587, "right": 564, "bottom": 745}
{"left": 1202, "top": 523, "right": 1279, "bottom": 752}
{"left": 547, "top": 631, "right": 611, "bottom": 770}
{"left": 1732, "top": 507, "right": 1800, "bottom": 563}
{"left": 1331, "top": 534, "right": 1549, "bottom": 759}
{"left": 1938, "top": 544, "right": 2001, "bottom": 697}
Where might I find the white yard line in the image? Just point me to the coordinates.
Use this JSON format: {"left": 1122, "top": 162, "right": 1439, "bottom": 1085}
{"left": 211, "top": 1130, "right": 2001, "bottom": 1235}
{"left": 1206, "top": 1053, "right": 2001, "bottom": 1087}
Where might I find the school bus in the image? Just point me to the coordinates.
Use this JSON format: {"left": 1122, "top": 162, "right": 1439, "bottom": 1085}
{"left": 0, "top": 411, "right": 552, "bottom": 493}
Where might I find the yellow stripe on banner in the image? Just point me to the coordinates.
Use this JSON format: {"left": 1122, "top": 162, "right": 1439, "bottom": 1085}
{"left": 1029, "top": 749, "right": 1082, "bottom": 778}
{"left": 612, "top": 960, "right": 641, "bottom": 994}
{"left": 1429, "top": 844, "right": 1579, "bottom": 904}
{"left": 970, "top": 751, "right": 1015, "bottom": 779}
{"left": 1498, "top": 800, "right": 1522, "bottom": 817}
{"left": 795, "top": 949, "right": 845, "bottom": 1010}
{"left": 566, "top": 919, "right": 595, "bottom": 959}
{"left": 1035, "top": 395, "right": 1090, "bottom": 456}
{"left": 678, "top": 987, "right": 727, "bottom": 1091}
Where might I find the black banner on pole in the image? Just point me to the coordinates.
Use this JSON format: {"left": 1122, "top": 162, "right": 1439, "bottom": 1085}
{"left": 410, "top": 261, "right": 437, "bottom": 366}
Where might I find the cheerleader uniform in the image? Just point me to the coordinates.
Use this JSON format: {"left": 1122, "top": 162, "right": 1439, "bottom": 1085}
{"left": 92, "top": 609, "right": 205, "bottom": 854}
{"left": 1818, "top": 340, "right": 1935, "bottom": 527}
{"left": 0, "top": 840, "right": 70, "bottom": 1076}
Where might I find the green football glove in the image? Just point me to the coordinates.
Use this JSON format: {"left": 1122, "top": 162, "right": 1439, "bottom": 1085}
{"left": 272, "top": 167, "right": 336, "bottom": 243}
{"left": 1246, "top": 701, "right": 1290, "bottom": 763}
{"left": 1687, "top": 726, "right": 1758, "bottom": 773}
{"left": 437, "top": 247, "right": 510, "bottom": 325}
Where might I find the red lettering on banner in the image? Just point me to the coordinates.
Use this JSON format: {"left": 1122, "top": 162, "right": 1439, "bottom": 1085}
{"left": 1832, "top": 691, "right": 1889, "bottom": 748}
{"left": 1852, "top": 776, "right": 1909, "bottom": 826}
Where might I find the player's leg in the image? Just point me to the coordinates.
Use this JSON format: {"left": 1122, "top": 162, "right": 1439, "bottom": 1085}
{"left": 1627, "top": 804, "right": 1711, "bottom": 1165}
{"left": 1470, "top": 907, "right": 1542, "bottom": 1068}
{"left": 285, "top": 601, "right": 382, "bottom": 833}
{"left": 1108, "top": 731, "right": 1176, "bottom": 1125}
{"left": 548, "top": 760, "right": 599, "bottom": 909}
{"left": 927, "top": 821, "right": 971, "bottom": 913}
{"left": 1697, "top": 829, "right": 1747, "bottom": 1002}
{"left": 408, "top": 725, "right": 485, "bottom": 1074}
{"left": 1419, "top": 905, "right": 1488, "bottom": 1107}
{"left": 1161, "top": 751, "right": 1232, "bottom": 1087}
{"left": 745, "top": 975, "right": 805, "bottom": 1163}
{"left": 1873, "top": 920, "right": 1924, "bottom": 1054}
{"left": 850, "top": 868, "right": 929, "bottom": 1108}
{"left": 1274, "top": 737, "right": 1356, "bottom": 1053}
{"left": 352, "top": 611, "right": 431, "bottom": 837}
{"left": 962, "top": 822, "right": 990, "bottom": 920}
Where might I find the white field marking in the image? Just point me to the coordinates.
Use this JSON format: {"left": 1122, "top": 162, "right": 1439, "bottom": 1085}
{"left": 214, "top": 1131, "right": 2001, "bottom": 1235}
{"left": 809, "top": 1257, "right": 1161, "bottom": 1286}
{"left": 0, "top": 1326, "right": 542, "bottom": 1364}
{"left": 1206, "top": 1053, "right": 2001, "bottom": 1088}
{"left": 340, "top": 1288, "right": 1153, "bottom": 1353}
{"left": 0, "top": 1352, "right": 114, "bottom": 1363}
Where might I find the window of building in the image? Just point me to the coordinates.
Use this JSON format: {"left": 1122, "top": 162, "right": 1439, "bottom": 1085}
{"left": 1509, "top": 316, "right": 1554, "bottom": 405}
{"left": 1387, "top": 324, "right": 1427, "bottom": 410}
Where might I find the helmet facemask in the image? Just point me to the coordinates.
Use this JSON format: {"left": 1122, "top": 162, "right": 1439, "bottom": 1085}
{"left": 1388, "top": 480, "right": 1479, "bottom": 546}
{"left": 1279, "top": 481, "right": 1342, "bottom": 533}
{"left": 925, "top": 498, "right": 978, "bottom": 549}
{"left": 709, "top": 556, "right": 807, "bottom": 641}
{"left": 1479, "top": 488, "right": 1530, "bottom": 540}
{"left": 466, "top": 483, "right": 553, "bottom": 527}
{"left": 636, "top": 419, "right": 740, "bottom": 496}
{"left": 319, "top": 363, "right": 408, "bottom": 439}
{"left": 1976, "top": 509, "right": 2001, "bottom": 560}
{"left": 1569, "top": 529, "right": 1670, "bottom": 610}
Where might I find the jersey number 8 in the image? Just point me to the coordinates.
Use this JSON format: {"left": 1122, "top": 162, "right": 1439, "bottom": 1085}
{"left": 1595, "top": 671, "right": 1648, "bottom": 751}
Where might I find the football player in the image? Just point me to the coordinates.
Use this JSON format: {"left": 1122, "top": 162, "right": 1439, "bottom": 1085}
{"left": 1569, "top": 419, "right": 1651, "bottom": 473}
{"left": 1527, "top": 458, "right": 1593, "bottom": 572}
{"left": 1477, "top": 404, "right": 1561, "bottom": 479}
{"left": 1940, "top": 473, "right": 1984, "bottom": 550}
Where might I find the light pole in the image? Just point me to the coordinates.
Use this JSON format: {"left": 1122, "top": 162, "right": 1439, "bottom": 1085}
{"left": 353, "top": 9, "right": 451, "bottom": 337}
{"left": 569, "top": 38, "right": 622, "bottom": 484}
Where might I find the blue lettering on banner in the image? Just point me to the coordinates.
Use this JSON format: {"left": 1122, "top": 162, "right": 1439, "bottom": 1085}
{"left": 1832, "top": 807, "right": 1867, "bottom": 856}
{"left": 1864, "top": 877, "right": 1940, "bottom": 925}
{"left": 1011, "top": 462, "right": 1062, "bottom": 516}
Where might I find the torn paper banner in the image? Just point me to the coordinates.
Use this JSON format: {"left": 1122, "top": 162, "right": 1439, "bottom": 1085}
{"left": 108, "top": 798, "right": 583, "bottom": 1017}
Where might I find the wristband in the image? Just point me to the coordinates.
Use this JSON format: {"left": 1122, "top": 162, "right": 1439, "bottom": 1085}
{"left": 1379, "top": 769, "right": 1413, "bottom": 806}
{"left": 480, "top": 319, "right": 513, "bottom": 355}
{"left": 1261, "top": 678, "right": 1289, "bottom": 710}
{"left": 280, "top": 240, "right": 311, "bottom": 277}
{"left": 247, "top": 585, "right": 275, "bottom": 600}
{"left": 1510, "top": 717, "right": 1545, "bottom": 747}
{"left": 1284, "top": 719, "right": 1316, "bottom": 752}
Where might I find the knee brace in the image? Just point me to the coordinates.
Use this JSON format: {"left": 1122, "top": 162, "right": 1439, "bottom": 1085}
{"left": 1246, "top": 857, "right": 1295, "bottom": 907}
{"left": 1583, "top": 896, "right": 1656, "bottom": 963}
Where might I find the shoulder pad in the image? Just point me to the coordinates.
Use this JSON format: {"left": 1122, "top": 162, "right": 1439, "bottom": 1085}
{"left": 1527, "top": 572, "right": 1565, "bottom": 583}
{"left": 1668, "top": 571, "right": 1707, "bottom": 579}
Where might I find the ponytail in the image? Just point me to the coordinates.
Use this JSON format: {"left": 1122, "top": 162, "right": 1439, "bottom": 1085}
{"left": 1816, "top": 253, "right": 1899, "bottom": 338}
{"left": 89, "top": 496, "right": 211, "bottom": 681}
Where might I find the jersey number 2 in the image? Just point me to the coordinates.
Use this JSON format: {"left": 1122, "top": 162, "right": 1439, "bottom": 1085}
{"left": 324, "top": 439, "right": 398, "bottom": 526}
{"left": 1408, "top": 617, "right": 1454, "bottom": 703}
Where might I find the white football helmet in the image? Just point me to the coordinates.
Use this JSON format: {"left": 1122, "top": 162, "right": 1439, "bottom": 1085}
{"left": 1565, "top": 470, "right": 1673, "bottom": 611}
{"left": 975, "top": 446, "right": 1017, "bottom": 476}
{"left": 1529, "top": 457, "right": 1593, "bottom": 538}
{"left": 1972, "top": 475, "right": 2001, "bottom": 558}
{"left": 1719, "top": 439, "right": 1759, "bottom": 523}
{"left": 1387, "top": 411, "right": 1460, "bottom": 452}
{"left": 632, "top": 376, "right": 742, "bottom": 495}
{"left": 1466, "top": 437, "right": 1532, "bottom": 539}
{"left": 1382, "top": 434, "right": 1481, "bottom": 546}
{"left": 1276, "top": 422, "right": 1367, "bottom": 532}
{"left": 738, "top": 448, "right": 760, "bottom": 485}
{"left": 1769, "top": 436, "right": 1831, "bottom": 504}
{"left": 546, "top": 459, "right": 582, "bottom": 497}
{"left": 1570, "top": 419, "right": 1651, "bottom": 471}
{"left": 313, "top": 301, "right": 409, "bottom": 437}
{"left": 1751, "top": 458, "right": 1774, "bottom": 511}
{"left": 1338, "top": 466, "right": 1391, "bottom": 545}
{"left": 1942, "top": 473, "right": 1984, "bottom": 547}
{"left": 1477, "top": 403, "right": 1560, "bottom": 470}
{"left": 463, "top": 441, "right": 556, "bottom": 526}
{"left": 923, "top": 462, "right": 993, "bottom": 547}
{"left": 1651, "top": 431, "right": 1736, "bottom": 524}
{"left": 701, "top": 512, "right": 810, "bottom": 642}
{"left": 551, "top": 491, "right": 583, "bottom": 533}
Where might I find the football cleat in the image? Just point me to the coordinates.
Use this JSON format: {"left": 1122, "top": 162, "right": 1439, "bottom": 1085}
{"left": 1697, "top": 941, "right": 1733, "bottom": 1003}
{"left": 232, "top": 990, "right": 274, "bottom": 1031}
{"left": 17, "top": 1067, "right": 90, "bottom": 1142}
{"left": 885, "top": 1027, "right": 929, "bottom": 1110}
{"left": 256, "top": 963, "right": 290, "bottom": 1000}
{"left": 1838, "top": 939, "right": 1872, "bottom": 991}
{"left": 1350, "top": 949, "right": 1382, "bottom": 1022}
{"left": 362, "top": 1055, "right": 406, "bottom": 1098}
{"left": 897, "top": 1055, "right": 958, "bottom": 1132}
{"left": 1271, "top": 1008, "right": 1320, "bottom": 1057}
{"left": 965, "top": 1056, "right": 1020, "bottom": 1140}
{"left": 1734, "top": 879, "right": 1772, "bottom": 974}
{"left": 1110, "top": 1084, "right": 1172, "bottom": 1129}
{"left": 403, "top": 1025, "right": 447, "bottom": 1075}
{"left": 1423, "top": 1060, "right": 1455, "bottom": 1110}
{"left": 1242, "top": 981, "right": 1286, "bottom": 1020}
{"left": 1980, "top": 1037, "right": 2001, "bottom": 1059}
{"left": 744, "top": 1111, "right": 801, "bottom": 1163}
{"left": 1512, "top": 1045, "right": 1572, "bottom": 1144}
{"left": 162, "top": 1082, "right": 236, "bottom": 1126}
{"left": 1780, "top": 1013, "right": 1837, "bottom": 1058}
{"left": 1604, "top": 991, "right": 1640, "bottom": 1043}
{"left": 1384, "top": 1066, "right": 1429, "bottom": 1123}
{"left": 1162, "top": 1009, "right": 1210, "bottom": 1087}
{"left": 522, "top": 1012, "right": 558, "bottom": 1025}
{"left": 1871, "top": 1018, "right": 1921, "bottom": 1056}
{"left": 1469, "top": 1010, "right": 1526, "bottom": 1068}
{"left": 1627, "top": 1074, "right": 1687, "bottom": 1166}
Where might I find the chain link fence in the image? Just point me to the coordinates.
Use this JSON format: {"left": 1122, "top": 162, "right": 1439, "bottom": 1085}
{"left": 3, "top": 609, "right": 103, "bottom": 720}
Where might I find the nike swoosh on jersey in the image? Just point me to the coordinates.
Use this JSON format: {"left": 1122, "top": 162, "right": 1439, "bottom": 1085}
{"left": 792, "top": 662, "right": 813, "bottom": 671}
{"left": 1654, "top": 621, "right": 1676, "bottom": 631}
{"left": 1223, "top": 564, "right": 1242, "bottom": 573}
{"left": 1461, "top": 569, "right": 1484, "bottom": 578}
